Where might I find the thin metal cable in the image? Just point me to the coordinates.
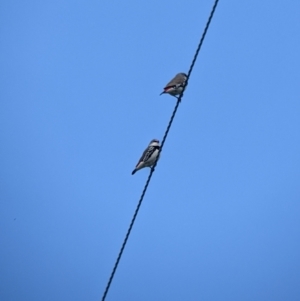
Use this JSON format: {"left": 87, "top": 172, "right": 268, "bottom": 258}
{"left": 101, "top": 1, "right": 219, "bottom": 300}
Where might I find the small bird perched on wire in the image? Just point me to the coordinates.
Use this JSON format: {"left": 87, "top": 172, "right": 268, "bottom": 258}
{"left": 132, "top": 139, "right": 160, "bottom": 175}
{"left": 160, "top": 72, "right": 188, "bottom": 98}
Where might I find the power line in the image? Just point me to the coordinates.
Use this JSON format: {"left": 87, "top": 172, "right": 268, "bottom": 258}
{"left": 101, "top": 1, "right": 220, "bottom": 300}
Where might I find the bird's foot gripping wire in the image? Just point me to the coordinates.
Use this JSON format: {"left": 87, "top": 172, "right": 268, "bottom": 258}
{"left": 174, "top": 95, "right": 181, "bottom": 102}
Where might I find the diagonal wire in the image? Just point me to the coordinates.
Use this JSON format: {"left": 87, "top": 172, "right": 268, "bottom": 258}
{"left": 101, "top": 1, "right": 220, "bottom": 300}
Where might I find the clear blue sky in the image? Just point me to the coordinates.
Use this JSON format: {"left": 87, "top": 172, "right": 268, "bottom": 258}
{"left": 1, "top": 1, "right": 300, "bottom": 300}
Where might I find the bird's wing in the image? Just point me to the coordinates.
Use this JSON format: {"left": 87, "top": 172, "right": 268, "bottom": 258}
{"left": 164, "top": 74, "right": 186, "bottom": 89}
{"left": 136, "top": 145, "right": 159, "bottom": 166}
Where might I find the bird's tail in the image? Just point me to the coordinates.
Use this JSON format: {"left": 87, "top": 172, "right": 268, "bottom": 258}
{"left": 131, "top": 169, "right": 137, "bottom": 175}
{"left": 159, "top": 91, "right": 165, "bottom": 95}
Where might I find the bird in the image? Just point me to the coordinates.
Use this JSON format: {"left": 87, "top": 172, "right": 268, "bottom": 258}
{"left": 160, "top": 72, "right": 188, "bottom": 98}
{"left": 132, "top": 139, "right": 160, "bottom": 175}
